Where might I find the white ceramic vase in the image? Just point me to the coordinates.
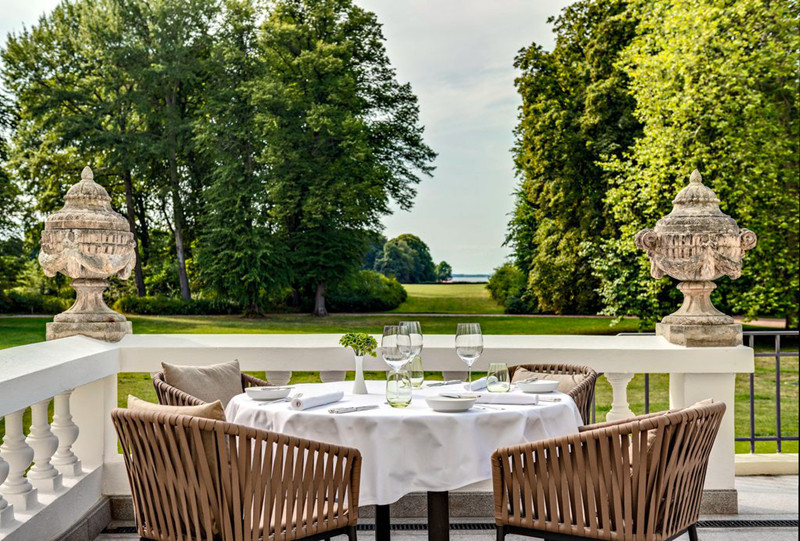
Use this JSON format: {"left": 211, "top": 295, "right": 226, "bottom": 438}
{"left": 352, "top": 355, "right": 367, "bottom": 394}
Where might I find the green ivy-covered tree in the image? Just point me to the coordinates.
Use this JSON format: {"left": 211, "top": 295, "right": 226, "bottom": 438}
{"left": 598, "top": 0, "right": 799, "bottom": 327}
{"left": 509, "top": 0, "right": 640, "bottom": 314}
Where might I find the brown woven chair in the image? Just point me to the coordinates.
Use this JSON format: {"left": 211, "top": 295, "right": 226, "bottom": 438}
{"left": 153, "top": 371, "right": 270, "bottom": 406}
{"left": 112, "top": 408, "right": 362, "bottom": 541}
{"left": 491, "top": 401, "right": 726, "bottom": 541}
{"left": 509, "top": 363, "right": 598, "bottom": 425}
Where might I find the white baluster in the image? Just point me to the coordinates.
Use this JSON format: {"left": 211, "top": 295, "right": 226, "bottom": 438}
{"left": 605, "top": 372, "right": 635, "bottom": 421}
{"left": 0, "top": 452, "right": 14, "bottom": 527}
{"left": 0, "top": 410, "right": 38, "bottom": 510}
{"left": 51, "top": 391, "right": 82, "bottom": 477}
{"left": 265, "top": 371, "right": 292, "bottom": 386}
{"left": 26, "top": 399, "right": 63, "bottom": 492}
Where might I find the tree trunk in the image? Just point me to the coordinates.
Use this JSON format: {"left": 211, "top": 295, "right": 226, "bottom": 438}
{"left": 169, "top": 149, "right": 191, "bottom": 301}
{"left": 135, "top": 194, "right": 150, "bottom": 266}
{"left": 312, "top": 281, "right": 328, "bottom": 317}
{"left": 122, "top": 169, "right": 146, "bottom": 297}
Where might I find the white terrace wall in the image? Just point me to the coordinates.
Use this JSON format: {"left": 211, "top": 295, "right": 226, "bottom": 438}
{"left": 0, "top": 333, "right": 753, "bottom": 540}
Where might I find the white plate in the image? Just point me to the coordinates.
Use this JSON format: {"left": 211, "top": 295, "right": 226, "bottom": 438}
{"left": 425, "top": 396, "right": 477, "bottom": 413}
{"left": 245, "top": 386, "right": 292, "bottom": 400}
{"left": 516, "top": 380, "right": 559, "bottom": 393}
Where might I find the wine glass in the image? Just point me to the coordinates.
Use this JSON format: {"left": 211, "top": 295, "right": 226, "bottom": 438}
{"left": 381, "top": 325, "right": 411, "bottom": 371}
{"left": 455, "top": 323, "right": 483, "bottom": 391}
{"left": 382, "top": 325, "right": 412, "bottom": 407}
{"left": 400, "top": 321, "right": 423, "bottom": 387}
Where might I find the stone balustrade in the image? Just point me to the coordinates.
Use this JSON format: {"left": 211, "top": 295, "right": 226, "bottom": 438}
{"left": 0, "top": 332, "right": 753, "bottom": 539}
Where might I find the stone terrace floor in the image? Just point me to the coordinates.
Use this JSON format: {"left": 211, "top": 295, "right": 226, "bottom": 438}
{"left": 95, "top": 476, "right": 798, "bottom": 541}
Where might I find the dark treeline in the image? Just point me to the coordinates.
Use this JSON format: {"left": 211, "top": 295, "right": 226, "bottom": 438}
{"left": 496, "top": 0, "right": 798, "bottom": 327}
{"left": 0, "top": 0, "right": 435, "bottom": 316}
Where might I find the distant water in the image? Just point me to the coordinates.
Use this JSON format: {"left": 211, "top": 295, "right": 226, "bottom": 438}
{"left": 450, "top": 274, "right": 490, "bottom": 283}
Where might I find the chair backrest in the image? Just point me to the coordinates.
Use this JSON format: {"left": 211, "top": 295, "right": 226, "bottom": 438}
{"left": 509, "top": 363, "right": 598, "bottom": 424}
{"left": 492, "top": 401, "right": 725, "bottom": 540}
{"left": 152, "top": 371, "right": 207, "bottom": 406}
{"left": 112, "top": 408, "right": 362, "bottom": 541}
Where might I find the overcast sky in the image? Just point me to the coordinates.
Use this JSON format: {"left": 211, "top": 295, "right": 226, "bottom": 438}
{"left": 0, "top": 0, "right": 572, "bottom": 274}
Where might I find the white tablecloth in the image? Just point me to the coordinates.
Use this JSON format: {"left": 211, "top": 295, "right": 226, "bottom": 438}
{"left": 225, "top": 380, "right": 583, "bottom": 505}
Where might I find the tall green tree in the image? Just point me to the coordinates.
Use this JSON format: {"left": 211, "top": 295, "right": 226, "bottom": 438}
{"left": 598, "top": 0, "right": 799, "bottom": 327}
{"left": 194, "top": 0, "right": 287, "bottom": 313}
{"left": 257, "top": 0, "right": 435, "bottom": 316}
{"left": 509, "top": 0, "right": 640, "bottom": 314}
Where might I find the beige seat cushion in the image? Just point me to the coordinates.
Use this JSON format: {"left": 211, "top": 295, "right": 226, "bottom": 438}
{"left": 162, "top": 359, "right": 243, "bottom": 407}
{"left": 511, "top": 367, "right": 586, "bottom": 393}
{"left": 127, "top": 394, "right": 226, "bottom": 421}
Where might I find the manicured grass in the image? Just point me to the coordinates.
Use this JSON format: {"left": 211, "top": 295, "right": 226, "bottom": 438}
{"left": 391, "top": 283, "right": 504, "bottom": 314}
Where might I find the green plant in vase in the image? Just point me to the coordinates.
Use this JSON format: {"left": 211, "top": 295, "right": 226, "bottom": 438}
{"left": 340, "top": 333, "right": 377, "bottom": 394}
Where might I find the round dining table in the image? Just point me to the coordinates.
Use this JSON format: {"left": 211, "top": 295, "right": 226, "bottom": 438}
{"left": 225, "top": 380, "right": 583, "bottom": 541}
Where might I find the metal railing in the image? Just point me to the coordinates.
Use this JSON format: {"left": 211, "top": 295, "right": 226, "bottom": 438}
{"left": 615, "top": 330, "right": 799, "bottom": 453}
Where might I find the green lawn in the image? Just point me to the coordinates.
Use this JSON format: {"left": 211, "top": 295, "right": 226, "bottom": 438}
{"left": 391, "top": 283, "right": 504, "bottom": 314}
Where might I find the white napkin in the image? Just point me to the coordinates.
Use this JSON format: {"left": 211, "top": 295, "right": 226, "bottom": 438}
{"left": 464, "top": 377, "right": 488, "bottom": 391}
{"left": 475, "top": 392, "right": 539, "bottom": 405}
{"left": 291, "top": 391, "right": 344, "bottom": 410}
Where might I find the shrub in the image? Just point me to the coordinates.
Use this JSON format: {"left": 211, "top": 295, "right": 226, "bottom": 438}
{"left": 487, "top": 264, "right": 537, "bottom": 314}
{"left": 326, "top": 270, "right": 407, "bottom": 312}
{"left": 113, "top": 296, "right": 242, "bottom": 315}
{"left": 0, "top": 290, "right": 72, "bottom": 314}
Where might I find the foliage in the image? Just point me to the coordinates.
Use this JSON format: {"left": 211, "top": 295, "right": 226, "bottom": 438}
{"left": 0, "top": 290, "right": 72, "bottom": 314}
{"left": 598, "top": 0, "right": 799, "bottom": 327}
{"left": 509, "top": 0, "right": 640, "bottom": 315}
{"left": 256, "top": 0, "right": 435, "bottom": 315}
{"left": 339, "top": 332, "right": 377, "bottom": 357}
{"left": 0, "top": 0, "right": 434, "bottom": 316}
{"left": 374, "top": 234, "right": 436, "bottom": 283}
{"left": 487, "top": 263, "right": 537, "bottom": 314}
{"left": 326, "top": 270, "right": 407, "bottom": 312}
{"left": 434, "top": 261, "right": 452, "bottom": 282}
{"left": 361, "top": 232, "right": 387, "bottom": 270}
{"left": 113, "top": 296, "right": 242, "bottom": 315}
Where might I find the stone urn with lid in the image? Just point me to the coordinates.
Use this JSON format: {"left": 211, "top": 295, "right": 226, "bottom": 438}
{"left": 635, "top": 170, "right": 757, "bottom": 347}
{"left": 39, "top": 167, "right": 136, "bottom": 342}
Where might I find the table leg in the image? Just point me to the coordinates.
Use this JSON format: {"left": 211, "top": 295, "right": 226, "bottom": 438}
{"left": 375, "top": 504, "right": 391, "bottom": 541}
{"left": 427, "top": 491, "right": 450, "bottom": 541}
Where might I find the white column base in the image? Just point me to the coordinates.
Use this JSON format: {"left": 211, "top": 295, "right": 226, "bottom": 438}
{"left": 54, "top": 459, "right": 83, "bottom": 478}
{"left": 5, "top": 487, "right": 37, "bottom": 511}
{"left": 29, "top": 473, "right": 63, "bottom": 493}
{"left": 265, "top": 371, "right": 291, "bottom": 385}
{"left": 319, "top": 371, "right": 346, "bottom": 382}
{"left": 0, "top": 502, "right": 13, "bottom": 527}
{"left": 605, "top": 372, "right": 635, "bottom": 421}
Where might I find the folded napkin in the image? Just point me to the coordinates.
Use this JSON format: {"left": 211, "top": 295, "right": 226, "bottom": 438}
{"left": 464, "top": 377, "right": 488, "bottom": 391}
{"left": 291, "top": 391, "right": 344, "bottom": 410}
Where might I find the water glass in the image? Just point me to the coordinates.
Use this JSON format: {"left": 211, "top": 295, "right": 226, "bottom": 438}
{"left": 386, "top": 369, "right": 412, "bottom": 407}
{"left": 409, "top": 355, "right": 424, "bottom": 388}
{"left": 487, "top": 363, "right": 510, "bottom": 392}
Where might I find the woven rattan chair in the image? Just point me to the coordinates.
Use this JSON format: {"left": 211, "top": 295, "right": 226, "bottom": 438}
{"left": 112, "top": 408, "right": 362, "bottom": 541}
{"left": 153, "top": 371, "right": 270, "bottom": 406}
{"left": 491, "top": 401, "right": 726, "bottom": 541}
{"left": 509, "top": 363, "right": 598, "bottom": 424}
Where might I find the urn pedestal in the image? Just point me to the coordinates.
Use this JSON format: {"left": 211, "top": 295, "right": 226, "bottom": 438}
{"left": 635, "top": 170, "right": 756, "bottom": 347}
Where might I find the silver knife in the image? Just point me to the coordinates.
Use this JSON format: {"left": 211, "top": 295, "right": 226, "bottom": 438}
{"left": 426, "top": 380, "right": 462, "bottom": 387}
{"left": 328, "top": 405, "right": 380, "bottom": 414}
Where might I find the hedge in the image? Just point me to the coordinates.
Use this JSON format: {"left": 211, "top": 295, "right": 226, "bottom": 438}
{"left": 113, "top": 296, "right": 242, "bottom": 315}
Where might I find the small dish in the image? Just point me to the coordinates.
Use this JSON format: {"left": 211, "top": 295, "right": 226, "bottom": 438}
{"left": 516, "top": 380, "right": 558, "bottom": 393}
{"left": 245, "top": 386, "right": 292, "bottom": 401}
{"left": 425, "top": 395, "right": 477, "bottom": 413}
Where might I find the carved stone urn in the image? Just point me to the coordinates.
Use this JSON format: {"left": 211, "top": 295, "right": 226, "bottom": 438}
{"left": 39, "top": 167, "right": 136, "bottom": 342}
{"left": 635, "top": 170, "right": 757, "bottom": 347}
